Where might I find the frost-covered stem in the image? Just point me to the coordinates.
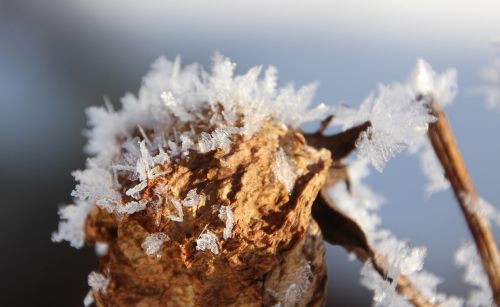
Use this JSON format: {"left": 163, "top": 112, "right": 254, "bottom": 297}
{"left": 427, "top": 100, "right": 500, "bottom": 305}
{"left": 317, "top": 190, "right": 436, "bottom": 307}
{"left": 371, "top": 253, "right": 436, "bottom": 307}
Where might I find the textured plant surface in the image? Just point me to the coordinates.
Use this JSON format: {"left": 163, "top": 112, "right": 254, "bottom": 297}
{"left": 53, "top": 54, "right": 500, "bottom": 306}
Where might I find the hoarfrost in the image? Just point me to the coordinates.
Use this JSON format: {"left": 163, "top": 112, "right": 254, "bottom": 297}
{"left": 410, "top": 58, "right": 458, "bottom": 107}
{"left": 460, "top": 193, "right": 500, "bottom": 227}
{"left": 412, "top": 140, "right": 450, "bottom": 196}
{"left": 141, "top": 232, "right": 169, "bottom": 257}
{"left": 71, "top": 161, "right": 121, "bottom": 212}
{"left": 455, "top": 241, "right": 493, "bottom": 307}
{"left": 273, "top": 148, "right": 297, "bottom": 193}
{"left": 116, "top": 199, "right": 148, "bottom": 215}
{"left": 88, "top": 271, "right": 109, "bottom": 293}
{"left": 331, "top": 58, "right": 457, "bottom": 172}
{"left": 51, "top": 201, "right": 92, "bottom": 248}
{"left": 168, "top": 199, "right": 184, "bottom": 222}
{"left": 218, "top": 205, "right": 234, "bottom": 240}
{"left": 182, "top": 189, "right": 205, "bottom": 207}
{"left": 196, "top": 228, "right": 219, "bottom": 255}
{"left": 331, "top": 159, "right": 456, "bottom": 305}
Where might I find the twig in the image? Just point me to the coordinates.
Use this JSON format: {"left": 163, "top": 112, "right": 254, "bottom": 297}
{"left": 427, "top": 100, "right": 500, "bottom": 305}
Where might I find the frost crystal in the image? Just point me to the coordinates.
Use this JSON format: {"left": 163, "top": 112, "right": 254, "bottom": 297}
{"left": 331, "top": 159, "right": 456, "bottom": 305}
{"left": 51, "top": 201, "right": 92, "bottom": 248}
{"left": 181, "top": 189, "right": 205, "bottom": 207}
{"left": 273, "top": 148, "right": 297, "bottom": 193}
{"left": 218, "top": 206, "right": 234, "bottom": 240}
{"left": 460, "top": 193, "right": 500, "bottom": 227}
{"left": 410, "top": 58, "right": 458, "bottom": 107}
{"left": 168, "top": 199, "right": 184, "bottom": 222}
{"left": 331, "top": 58, "right": 457, "bottom": 172}
{"left": 282, "top": 262, "right": 312, "bottom": 306}
{"left": 412, "top": 140, "right": 450, "bottom": 196}
{"left": 71, "top": 161, "right": 121, "bottom": 212}
{"left": 116, "top": 199, "right": 148, "bottom": 215}
{"left": 196, "top": 228, "right": 219, "bottom": 255}
{"left": 88, "top": 271, "right": 109, "bottom": 293}
{"left": 198, "top": 126, "right": 241, "bottom": 153}
{"left": 455, "top": 241, "right": 493, "bottom": 306}
{"left": 141, "top": 232, "right": 169, "bottom": 257}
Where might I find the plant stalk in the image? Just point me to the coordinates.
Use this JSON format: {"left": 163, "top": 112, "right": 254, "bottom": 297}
{"left": 427, "top": 100, "right": 500, "bottom": 306}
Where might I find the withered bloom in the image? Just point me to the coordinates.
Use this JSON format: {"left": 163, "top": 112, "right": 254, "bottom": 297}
{"left": 53, "top": 54, "right": 331, "bottom": 306}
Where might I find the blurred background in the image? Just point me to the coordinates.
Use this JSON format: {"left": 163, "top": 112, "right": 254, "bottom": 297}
{"left": 1, "top": 0, "right": 500, "bottom": 306}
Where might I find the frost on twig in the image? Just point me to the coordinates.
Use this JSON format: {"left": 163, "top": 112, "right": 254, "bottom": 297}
{"left": 141, "top": 232, "right": 169, "bottom": 257}
{"left": 460, "top": 193, "right": 500, "bottom": 228}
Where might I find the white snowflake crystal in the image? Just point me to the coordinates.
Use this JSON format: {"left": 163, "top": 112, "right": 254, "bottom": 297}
{"left": 88, "top": 271, "right": 109, "bottom": 293}
{"left": 273, "top": 148, "right": 297, "bottom": 193}
{"left": 196, "top": 228, "right": 219, "bottom": 255}
{"left": 141, "top": 232, "right": 169, "bottom": 257}
{"left": 51, "top": 201, "right": 92, "bottom": 248}
{"left": 218, "top": 206, "right": 234, "bottom": 240}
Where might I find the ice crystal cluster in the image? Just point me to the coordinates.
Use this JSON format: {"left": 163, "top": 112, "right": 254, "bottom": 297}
{"left": 330, "top": 59, "right": 455, "bottom": 173}
{"left": 328, "top": 60, "right": 491, "bottom": 306}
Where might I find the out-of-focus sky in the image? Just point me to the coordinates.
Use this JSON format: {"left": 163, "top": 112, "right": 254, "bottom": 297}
{"left": 1, "top": 1, "right": 500, "bottom": 306}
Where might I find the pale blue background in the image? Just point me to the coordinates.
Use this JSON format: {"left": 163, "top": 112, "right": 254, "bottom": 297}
{"left": 1, "top": 1, "right": 499, "bottom": 306}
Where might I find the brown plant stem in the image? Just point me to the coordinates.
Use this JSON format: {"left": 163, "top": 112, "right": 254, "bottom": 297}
{"left": 427, "top": 100, "right": 500, "bottom": 306}
{"left": 313, "top": 189, "right": 437, "bottom": 307}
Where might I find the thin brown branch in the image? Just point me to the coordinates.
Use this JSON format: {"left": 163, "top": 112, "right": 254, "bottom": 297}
{"left": 427, "top": 100, "right": 500, "bottom": 306}
{"left": 313, "top": 189, "right": 437, "bottom": 307}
